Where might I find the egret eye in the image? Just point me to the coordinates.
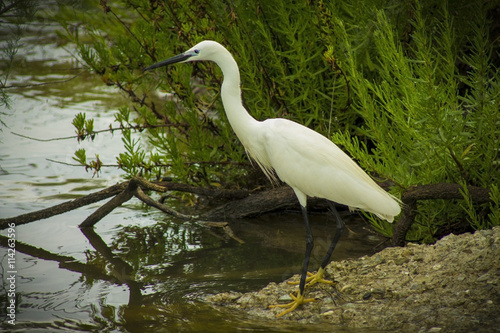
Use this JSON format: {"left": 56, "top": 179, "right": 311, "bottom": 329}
{"left": 194, "top": 49, "right": 200, "bottom": 54}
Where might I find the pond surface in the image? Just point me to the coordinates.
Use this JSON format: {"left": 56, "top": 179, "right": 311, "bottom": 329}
{"left": 0, "top": 23, "right": 388, "bottom": 332}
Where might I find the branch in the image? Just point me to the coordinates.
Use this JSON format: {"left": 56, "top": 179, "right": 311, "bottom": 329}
{"left": 0, "top": 178, "right": 253, "bottom": 230}
{"left": 401, "top": 183, "right": 490, "bottom": 203}
{"left": 0, "top": 181, "right": 128, "bottom": 229}
{"left": 11, "top": 122, "right": 188, "bottom": 142}
{"left": 200, "top": 186, "right": 298, "bottom": 220}
{"left": 134, "top": 186, "right": 195, "bottom": 220}
{"left": 78, "top": 180, "right": 137, "bottom": 228}
{"left": 44, "top": 158, "right": 248, "bottom": 171}
{"left": 156, "top": 180, "right": 250, "bottom": 200}
{"left": 0, "top": 2, "right": 17, "bottom": 16}
{"left": 11, "top": 177, "right": 489, "bottom": 248}
{"left": 197, "top": 221, "right": 245, "bottom": 244}
{"left": 391, "top": 183, "right": 491, "bottom": 247}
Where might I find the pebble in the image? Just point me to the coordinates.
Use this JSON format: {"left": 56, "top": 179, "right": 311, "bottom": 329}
{"left": 205, "top": 226, "right": 500, "bottom": 332}
{"left": 477, "top": 273, "right": 490, "bottom": 282}
{"left": 277, "top": 294, "right": 293, "bottom": 302}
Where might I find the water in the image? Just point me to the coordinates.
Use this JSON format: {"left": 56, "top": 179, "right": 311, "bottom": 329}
{"left": 0, "top": 23, "right": 388, "bottom": 332}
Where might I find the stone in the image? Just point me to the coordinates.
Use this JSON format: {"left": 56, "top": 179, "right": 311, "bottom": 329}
{"left": 204, "top": 226, "right": 500, "bottom": 332}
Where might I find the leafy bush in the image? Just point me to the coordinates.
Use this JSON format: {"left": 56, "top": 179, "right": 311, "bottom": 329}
{"left": 330, "top": 2, "right": 500, "bottom": 240}
{"left": 55, "top": 0, "right": 500, "bottom": 241}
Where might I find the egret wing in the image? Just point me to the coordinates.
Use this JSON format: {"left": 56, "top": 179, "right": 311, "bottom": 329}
{"left": 258, "top": 119, "right": 400, "bottom": 221}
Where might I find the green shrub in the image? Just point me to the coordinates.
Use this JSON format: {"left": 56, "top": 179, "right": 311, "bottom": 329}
{"left": 55, "top": 0, "right": 500, "bottom": 241}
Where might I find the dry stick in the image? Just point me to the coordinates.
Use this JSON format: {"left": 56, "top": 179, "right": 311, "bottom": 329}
{"left": 77, "top": 178, "right": 162, "bottom": 228}
{"left": 79, "top": 182, "right": 136, "bottom": 228}
{"left": 134, "top": 186, "right": 196, "bottom": 220}
{"left": 78, "top": 178, "right": 244, "bottom": 242}
{"left": 0, "top": 181, "right": 129, "bottom": 229}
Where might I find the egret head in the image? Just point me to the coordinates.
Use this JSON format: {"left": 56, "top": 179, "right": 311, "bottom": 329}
{"left": 144, "top": 40, "right": 224, "bottom": 71}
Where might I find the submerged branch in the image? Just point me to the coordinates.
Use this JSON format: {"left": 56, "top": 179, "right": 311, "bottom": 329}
{"left": 197, "top": 221, "right": 245, "bottom": 244}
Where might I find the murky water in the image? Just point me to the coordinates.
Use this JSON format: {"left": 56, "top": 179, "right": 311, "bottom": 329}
{"left": 0, "top": 23, "right": 388, "bottom": 332}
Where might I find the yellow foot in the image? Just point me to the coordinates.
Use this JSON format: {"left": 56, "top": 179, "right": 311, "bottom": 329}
{"left": 269, "top": 291, "right": 316, "bottom": 317}
{"left": 288, "top": 267, "right": 335, "bottom": 288}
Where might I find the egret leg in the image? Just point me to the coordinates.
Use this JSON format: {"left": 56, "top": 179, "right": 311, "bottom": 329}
{"left": 321, "top": 201, "right": 345, "bottom": 269}
{"left": 298, "top": 201, "right": 345, "bottom": 288}
{"left": 269, "top": 205, "right": 316, "bottom": 317}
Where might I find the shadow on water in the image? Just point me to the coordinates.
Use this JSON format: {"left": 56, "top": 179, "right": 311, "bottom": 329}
{"left": 0, "top": 21, "right": 389, "bottom": 333}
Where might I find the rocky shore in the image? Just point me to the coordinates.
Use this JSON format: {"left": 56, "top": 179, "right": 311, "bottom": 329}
{"left": 206, "top": 227, "right": 500, "bottom": 332}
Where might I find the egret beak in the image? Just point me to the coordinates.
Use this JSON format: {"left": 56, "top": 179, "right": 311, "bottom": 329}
{"left": 144, "top": 52, "right": 192, "bottom": 71}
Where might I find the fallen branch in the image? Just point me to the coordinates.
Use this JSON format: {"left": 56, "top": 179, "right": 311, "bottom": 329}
{"left": 0, "top": 178, "right": 251, "bottom": 230}
{"left": 134, "top": 186, "right": 195, "bottom": 220}
{"left": 0, "top": 181, "right": 129, "bottom": 229}
{"left": 1, "top": 177, "right": 492, "bottom": 248}
{"left": 391, "top": 183, "right": 491, "bottom": 246}
{"left": 78, "top": 180, "right": 137, "bottom": 228}
{"left": 157, "top": 180, "right": 249, "bottom": 200}
{"left": 200, "top": 186, "right": 298, "bottom": 220}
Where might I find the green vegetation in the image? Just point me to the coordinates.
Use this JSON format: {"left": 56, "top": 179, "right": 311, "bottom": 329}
{"left": 55, "top": 0, "right": 500, "bottom": 242}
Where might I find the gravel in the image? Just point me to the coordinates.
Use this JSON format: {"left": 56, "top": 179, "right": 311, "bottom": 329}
{"left": 205, "top": 226, "right": 500, "bottom": 332}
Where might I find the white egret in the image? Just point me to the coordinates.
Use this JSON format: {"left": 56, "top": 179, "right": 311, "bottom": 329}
{"left": 145, "top": 40, "right": 401, "bottom": 317}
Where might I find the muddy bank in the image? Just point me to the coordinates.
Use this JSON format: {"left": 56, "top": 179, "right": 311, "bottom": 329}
{"left": 205, "top": 227, "right": 500, "bottom": 332}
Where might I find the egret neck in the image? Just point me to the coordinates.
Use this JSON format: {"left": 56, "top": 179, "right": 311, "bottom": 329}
{"left": 214, "top": 49, "right": 260, "bottom": 150}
